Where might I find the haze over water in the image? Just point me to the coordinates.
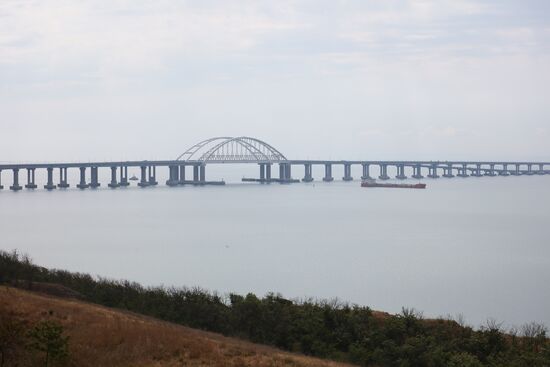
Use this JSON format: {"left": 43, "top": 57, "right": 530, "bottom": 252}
{"left": 2, "top": 168, "right": 549, "bottom": 328}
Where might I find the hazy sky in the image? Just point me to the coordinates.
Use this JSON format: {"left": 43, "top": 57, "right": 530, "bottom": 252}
{"left": 1, "top": 0, "right": 550, "bottom": 162}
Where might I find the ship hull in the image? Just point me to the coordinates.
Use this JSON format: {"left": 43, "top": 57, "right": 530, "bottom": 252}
{"left": 361, "top": 182, "right": 426, "bottom": 189}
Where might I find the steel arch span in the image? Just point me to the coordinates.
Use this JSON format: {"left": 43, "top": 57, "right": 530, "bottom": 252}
{"left": 176, "top": 137, "right": 288, "bottom": 163}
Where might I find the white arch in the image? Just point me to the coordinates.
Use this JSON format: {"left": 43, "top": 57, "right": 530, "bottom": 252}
{"left": 176, "top": 136, "right": 287, "bottom": 163}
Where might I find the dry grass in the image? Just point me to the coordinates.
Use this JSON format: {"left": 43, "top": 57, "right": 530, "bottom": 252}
{"left": 1, "top": 286, "right": 354, "bottom": 367}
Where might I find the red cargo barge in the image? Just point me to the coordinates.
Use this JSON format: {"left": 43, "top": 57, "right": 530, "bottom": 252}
{"left": 361, "top": 181, "right": 426, "bottom": 189}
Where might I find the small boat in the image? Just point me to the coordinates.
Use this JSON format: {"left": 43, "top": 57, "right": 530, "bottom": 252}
{"left": 129, "top": 175, "right": 139, "bottom": 181}
{"left": 361, "top": 179, "right": 426, "bottom": 189}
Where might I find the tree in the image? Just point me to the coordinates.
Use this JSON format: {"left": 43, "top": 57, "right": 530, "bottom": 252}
{"left": 521, "top": 322, "right": 548, "bottom": 353}
{"left": 0, "top": 304, "right": 27, "bottom": 367}
{"left": 28, "top": 320, "right": 69, "bottom": 367}
{"left": 448, "top": 352, "right": 483, "bottom": 367}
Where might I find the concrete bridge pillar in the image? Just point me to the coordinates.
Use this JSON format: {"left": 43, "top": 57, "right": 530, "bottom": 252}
{"left": 379, "top": 164, "right": 390, "bottom": 180}
{"left": 259, "top": 163, "right": 272, "bottom": 182}
{"left": 138, "top": 166, "right": 149, "bottom": 187}
{"left": 485, "top": 164, "right": 496, "bottom": 177}
{"left": 148, "top": 166, "right": 158, "bottom": 185}
{"left": 396, "top": 164, "right": 407, "bottom": 180}
{"left": 537, "top": 164, "right": 545, "bottom": 175}
{"left": 427, "top": 165, "right": 440, "bottom": 178}
{"left": 323, "top": 164, "right": 333, "bottom": 182}
{"left": 9, "top": 169, "right": 22, "bottom": 191}
{"left": 44, "top": 167, "right": 56, "bottom": 190}
{"left": 119, "top": 166, "right": 129, "bottom": 187}
{"left": 77, "top": 167, "right": 89, "bottom": 189}
{"left": 302, "top": 163, "right": 313, "bottom": 182}
{"left": 265, "top": 164, "right": 272, "bottom": 181}
{"left": 259, "top": 164, "right": 266, "bottom": 181}
{"left": 511, "top": 164, "right": 521, "bottom": 176}
{"left": 526, "top": 164, "right": 534, "bottom": 175}
{"left": 499, "top": 164, "right": 510, "bottom": 176}
{"left": 457, "top": 164, "right": 468, "bottom": 177}
{"left": 361, "top": 164, "right": 372, "bottom": 180}
{"left": 279, "top": 163, "right": 292, "bottom": 182}
{"left": 0, "top": 170, "right": 3, "bottom": 190}
{"left": 25, "top": 168, "right": 37, "bottom": 189}
{"left": 58, "top": 167, "right": 69, "bottom": 188}
{"left": 342, "top": 164, "right": 353, "bottom": 181}
{"left": 443, "top": 165, "right": 454, "bottom": 178}
{"left": 108, "top": 166, "right": 119, "bottom": 188}
{"left": 412, "top": 165, "right": 424, "bottom": 179}
{"left": 90, "top": 167, "right": 100, "bottom": 188}
{"left": 471, "top": 164, "right": 482, "bottom": 177}
{"left": 166, "top": 165, "right": 179, "bottom": 187}
{"left": 199, "top": 165, "right": 206, "bottom": 183}
{"left": 285, "top": 164, "right": 292, "bottom": 181}
{"left": 178, "top": 165, "right": 186, "bottom": 184}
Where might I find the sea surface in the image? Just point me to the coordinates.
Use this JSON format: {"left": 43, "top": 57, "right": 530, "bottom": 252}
{"left": 1, "top": 165, "right": 549, "bottom": 328}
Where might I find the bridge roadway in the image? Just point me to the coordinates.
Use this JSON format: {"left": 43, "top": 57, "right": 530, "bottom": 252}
{"left": 0, "top": 159, "right": 548, "bottom": 191}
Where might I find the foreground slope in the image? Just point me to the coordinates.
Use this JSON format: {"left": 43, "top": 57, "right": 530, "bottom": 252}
{"left": 1, "top": 286, "right": 351, "bottom": 367}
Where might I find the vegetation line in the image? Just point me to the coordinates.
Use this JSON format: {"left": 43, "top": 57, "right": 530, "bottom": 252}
{"left": 1, "top": 250, "right": 548, "bottom": 366}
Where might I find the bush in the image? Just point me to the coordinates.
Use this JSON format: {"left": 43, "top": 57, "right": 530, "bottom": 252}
{"left": 28, "top": 320, "right": 69, "bottom": 367}
{"left": 1, "top": 249, "right": 549, "bottom": 367}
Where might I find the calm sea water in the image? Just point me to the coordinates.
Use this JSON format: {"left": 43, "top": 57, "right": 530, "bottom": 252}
{"left": 1, "top": 165, "right": 549, "bottom": 328}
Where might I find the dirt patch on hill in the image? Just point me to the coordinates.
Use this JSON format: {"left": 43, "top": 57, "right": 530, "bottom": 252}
{"left": 0, "top": 286, "right": 353, "bottom": 367}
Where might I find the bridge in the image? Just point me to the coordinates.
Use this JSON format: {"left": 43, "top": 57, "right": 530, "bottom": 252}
{"left": 0, "top": 136, "right": 548, "bottom": 191}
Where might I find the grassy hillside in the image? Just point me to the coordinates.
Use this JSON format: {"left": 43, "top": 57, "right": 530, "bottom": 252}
{"left": 1, "top": 250, "right": 549, "bottom": 366}
{"left": 0, "top": 286, "right": 351, "bottom": 367}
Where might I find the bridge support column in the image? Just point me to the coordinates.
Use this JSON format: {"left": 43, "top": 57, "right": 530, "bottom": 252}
{"left": 259, "top": 164, "right": 266, "bottom": 181}
{"left": 471, "top": 164, "right": 482, "bottom": 177}
{"left": 265, "top": 164, "right": 271, "bottom": 181}
{"left": 108, "top": 167, "right": 119, "bottom": 188}
{"left": 90, "top": 167, "right": 100, "bottom": 188}
{"left": 166, "top": 165, "right": 179, "bottom": 187}
{"left": 138, "top": 166, "right": 149, "bottom": 187}
{"left": 25, "top": 168, "right": 37, "bottom": 189}
{"left": 427, "top": 165, "right": 440, "bottom": 178}
{"left": 9, "top": 169, "right": 22, "bottom": 191}
{"left": 537, "top": 164, "right": 545, "bottom": 175}
{"left": 457, "top": 164, "right": 468, "bottom": 177}
{"left": 178, "top": 165, "right": 186, "bottom": 184}
{"left": 379, "top": 164, "right": 390, "bottom": 180}
{"left": 526, "top": 164, "right": 534, "bottom": 176}
{"left": 259, "top": 163, "right": 272, "bottom": 183}
{"left": 485, "top": 164, "right": 496, "bottom": 177}
{"left": 323, "top": 164, "right": 333, "bottom": 182}
{"left": 148, "top": 166, "right": 158, "bottom": 185}
{"left": 396, "top": 164, "right": 407, "bottom": 180}
{"left": 443, "top": 165, "right": 454, "bottom": 178}
{"left": 279, "top": 163, "right": 292, "bottom": 183}
{"left": 361, "top": 164, "right": 372, "bottom": 180}
{"left": 0, "top": 170, "right": 3, "bottom": 190}
{"left": 510, "top": 164, "right": 521, "bottom": 176}
{"left": 44, "top": 167, "right": 56, "bottom": 190}
{"left": 58, "top": 167, "right": 69, "bottom": 188}
{"left": 119, "top": 166, "right": 129, "bottom": 186}
{"left": 199, "top": 165, "right": 206, "bottom": 183}
{"left": 499, "top": 164, "right": 509, "bottom": 176}
{"left": 77, "top": 167, "right": 89, "bottom": 189}
{"left": 412, "top": 165, "right": 424, "bottom": 179}
{"left": 343, "top": 164, "right": 353, "bottom": 181}
{"left": 284, "top": 164, "right": 292, "bottom": 182}
{"left": 302, "top": 163, "right": 313, "bottom": 182}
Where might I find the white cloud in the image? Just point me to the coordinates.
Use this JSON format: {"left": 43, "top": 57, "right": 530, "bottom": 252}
{"left": 0, "top": 0, "right": 549, "bottom": 161}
